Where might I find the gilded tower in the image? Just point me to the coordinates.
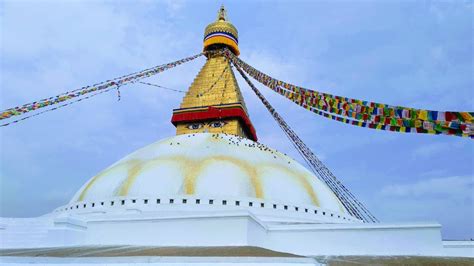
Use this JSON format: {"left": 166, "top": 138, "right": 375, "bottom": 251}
{"left": 171, "top": 6, "right": 257, "bottom": 141}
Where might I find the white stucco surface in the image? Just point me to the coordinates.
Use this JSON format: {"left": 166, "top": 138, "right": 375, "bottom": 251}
{"left": 71, "top": 133, "right": 346, "bottom": 214}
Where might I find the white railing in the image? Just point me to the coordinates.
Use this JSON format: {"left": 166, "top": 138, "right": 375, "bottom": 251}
{"left": 54, "top": 196, "right": 359, "bottom": 223}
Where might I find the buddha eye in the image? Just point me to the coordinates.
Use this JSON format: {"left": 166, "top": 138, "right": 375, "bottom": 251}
{"left": 209, "top": 121, "right": 227, "bottom": 128}
{"left": 187, "top": 123, "right": 203, "bottom": 130}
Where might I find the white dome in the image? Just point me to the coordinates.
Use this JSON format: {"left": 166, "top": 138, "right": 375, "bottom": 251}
{"left": 71, "top": 133, "right": 346, "bottom": 214}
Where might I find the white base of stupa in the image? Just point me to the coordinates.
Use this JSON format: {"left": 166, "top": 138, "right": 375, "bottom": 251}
{"left": 1, "top": 201, "right": 472, "bottom": 261}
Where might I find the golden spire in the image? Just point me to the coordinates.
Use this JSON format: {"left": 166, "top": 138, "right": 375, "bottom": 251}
{"left": 171, "top": 6, "right": 256, "bottom": 141}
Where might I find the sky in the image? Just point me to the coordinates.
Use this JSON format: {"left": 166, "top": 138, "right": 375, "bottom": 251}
{"left": 0, "top": 0, "right": 473, "bottom": 240}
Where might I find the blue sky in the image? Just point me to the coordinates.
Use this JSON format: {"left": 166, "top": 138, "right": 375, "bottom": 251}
{"left": 0, "top": 1, "right": 472, "bottom": 239}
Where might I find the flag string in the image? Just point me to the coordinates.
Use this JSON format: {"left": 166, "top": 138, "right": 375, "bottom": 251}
{"left": 220, "top": 49, "right": 473, "bottom": 138}
{"left": 0, "top": 86, "right": 116, "bottom": 127}
{"left": 0, "top": 52, "right": 204, "bottom": 125}
{"left": 138, "top": 82, "right": 186, "bottom": 93}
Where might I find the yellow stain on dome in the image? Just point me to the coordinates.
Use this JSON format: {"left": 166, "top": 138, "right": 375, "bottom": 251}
{"left": 77, "top": 147, "right": 323, "bottom": 208}
{"left": 182, "top": 158, "right": 204, "bottom": 195}
{"left": 115, "top": 156, "right": 189, "bottom": 196}
{"left": 184, "top": 155, "right": 263, "bottom": 198}
{"left": 79, "top": 158, "right": 316, "bottom": 205}
{"left": 77, "top": 159, "right": 141, "bottom": 201}
{"left": 117, "top": 161, "right": 144, "bottom": 196}
{"left": 337, "top": 198, "right": 346, "bottom": 213}
{"left": 78, "top": 173, "right": 102, "bottom": 201}
{"left": 298, "top": 177, "right": 320, "bottom": 207}
{"left": 104, "top": 154, "right": 264, "bottom": 198}
{"left": 259, "top": 163, "right": 320, "bottom": 207}
{"left": 331, "top": 188, "right": 346, "bottom": 214}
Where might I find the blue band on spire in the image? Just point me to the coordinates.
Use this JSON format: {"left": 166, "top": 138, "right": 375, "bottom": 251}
{"left": 204, "top": 31, "right": 238, "bottom": 44}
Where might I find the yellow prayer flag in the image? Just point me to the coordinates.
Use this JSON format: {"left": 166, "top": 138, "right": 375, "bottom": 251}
{"left": 418, "top": 110, "right": 428, "bottom": 120}
{"left": 460, "top": 112, "right": 473, "bottom": 122}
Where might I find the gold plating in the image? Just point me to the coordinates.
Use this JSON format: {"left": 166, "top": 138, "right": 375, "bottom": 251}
{"left": 176, "top": 53, "right": 248, "bottom": 138}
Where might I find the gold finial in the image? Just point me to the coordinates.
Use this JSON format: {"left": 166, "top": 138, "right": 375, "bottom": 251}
{"left": 203, "top": 5, "right": 240, "bottom": 55}
{"left": 217, "top": 5, "right": 227, "bottom": 21}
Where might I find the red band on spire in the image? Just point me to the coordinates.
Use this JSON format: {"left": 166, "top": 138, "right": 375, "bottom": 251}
{"left": 171, "top": 106, "right": 257, "bottom": 141}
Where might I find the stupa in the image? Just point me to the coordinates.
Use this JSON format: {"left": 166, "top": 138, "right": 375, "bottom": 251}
{"left": 1, "top": 6, "right": 472, "bottom": 265}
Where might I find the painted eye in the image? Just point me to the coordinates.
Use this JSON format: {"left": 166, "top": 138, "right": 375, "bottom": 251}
{"left": 187, "top": 123, "right": 203, "bottom": 130}
{"left": 209, "top": 121, "right": 227, "bottom": 128}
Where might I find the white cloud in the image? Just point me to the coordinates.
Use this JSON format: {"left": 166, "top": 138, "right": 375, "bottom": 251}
{"left": 411, "top": 140, "right": 465, "bottom": 159}
{"left": 164, "top": 0, "right": 186, "bottom": 18}
{"left": 380, "top": 175, "right": 473, "bottom": 199}
{"left": 412, "top": 142, "right": 449, "bottom": 158}
{"left": 375, "top": 175, "right": 473, "bottom": 239}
